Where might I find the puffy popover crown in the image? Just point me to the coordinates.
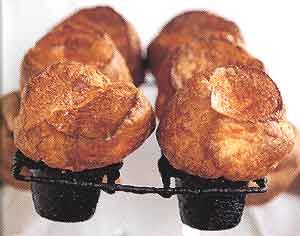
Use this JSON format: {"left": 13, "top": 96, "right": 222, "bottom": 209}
{"left": 15, "top": 62, "right": 155, "bottom": 171}
{"left": 53, "top": 6, "right": 144, "bottom": 86}
{"left": 147, "top": 11, "right": 244, "bottom": 76}
{"left": 154, "top": 39, "right": 264, "bottom": 118}
{"left": 160, "top": 11, "right": 243, "bottom": 42}
{"left": 157, "top": 66, "right": 295, "bottom": 181}
{"left": 210, "top": 66, "right": 283, "bottom": 122}
{"left": 21, "top": 30, "right": 132, "bottom": 89}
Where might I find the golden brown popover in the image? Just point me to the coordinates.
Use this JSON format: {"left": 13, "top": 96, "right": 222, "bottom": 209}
{"left": 157, "top": 66, "right": 295, "bottom": 181}
{"left": 1, "top": 91, "right": 20, "bottom": 131}
{"left": 210, "top": 66, "right": 282, "bottom": 122}
{"left": 0, "top": 92, "right": 30, "bottom": 190}
{"left": 246, "top": 128, "right": 300, "bottom": 205}
{"left": 21, "top": 30, "right": 132, "bottom": 90}
{"left": 154, "top": 39, "right": 264, "bottom": 118}
{"left": 53, "top": 6, "right": 144, "bottom": 86}
{"left": 147, "top": 11, "right": 244, "bottom": 78}
{"left": 15, "top": 62, "right": 155, "bottom": 171}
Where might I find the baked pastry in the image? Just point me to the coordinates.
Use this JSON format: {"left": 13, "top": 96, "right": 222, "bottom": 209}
{"left": 21, "top": 29, "right": 132, "bottom": 90}
{"left": 15, "top": 62, "right": 155, "bottom": 171}
{"left": 0, "top": 92, "right": 30, "bottom": 190}
{"left": 154, "top": 38, "right": 264, "bottom": 117}
{"left": 53, "top": 6, "right": 144, "bottom": 86}
{"left": 246, "top": 128, "right": 300, "bottom": 205}
{"left": 157, "top": 66, "right": 295, "bottom": 181}
{"left": 210, "top": 66, "right": 282, "bottom": 122}
{"left": 147, "top": 10, "right": 244, "bottom": 78}
{"left": 1, "top": 91, "right": 20, "bottom": 131}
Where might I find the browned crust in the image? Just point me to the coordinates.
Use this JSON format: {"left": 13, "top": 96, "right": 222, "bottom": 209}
{"left": 15, "top": 62, "right": 155, "bottom": 171}
{"left": 21, "top": 29, "right": 132, "bottom": 90}
{"left": 147, "top": 10, "right": 245, "bottom": 76}
{"left": 157, "top": 79, "right": 222, "bottom": 178}
{"left": 53, "top": 6, "right": 144, "bottom": 86}
{"left": 246, "top": 128, "right": 300, "bottom": 205}
{"left": 157, "top": 71, "right": 295, "bottom": 181}
{"left": 160, "top": 11, "right": 244, "bottom": 41}
{"left": 154, "top": 39, "right": 264, "bottom": 118}
{"left": 210, "top": 66, "right": 283, "bottom": 122}
{"left": 1, "top": 91, "right": 20, "bottom": 131}
{"left": 0, "top": 92, "right": 30, "bottom": 190}
{"left": 208, "top": 118, "right": 295, "bottom": 181}
{"left": 155, "top": 91, "right": 172, "bottom": 119}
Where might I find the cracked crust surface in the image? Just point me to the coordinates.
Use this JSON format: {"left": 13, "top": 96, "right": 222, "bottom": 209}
{"left": 147, "top": 11, "right": 244, "bottom": 77}
{"left": 210, "top": 66, "right": 283, "bottom": 122}
{"left": 0, "top": 92, "right": 30, "bottom": 190}
{"left": 53, "top": 6, "right": 144, "bottom": 86}
{"left": 157, "top": 68, "right": 295, "bottom": 181}
{"left": 157, "top": 79, "right": 222, "bottom": 178}
{"left": 15, "top": 62, "right": 155, "bottom": 171}
{"left": 21, "top": 29, "right": 132, "bottom": 90}
{"left": 154, "top": 39, "right": 264, "bottom": 118}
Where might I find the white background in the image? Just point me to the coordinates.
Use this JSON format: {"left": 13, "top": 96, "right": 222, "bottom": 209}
{"left": 1, "top": 1, "right": 300, "bottom": 236}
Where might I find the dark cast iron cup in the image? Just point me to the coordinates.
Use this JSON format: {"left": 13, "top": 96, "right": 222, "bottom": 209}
{"left": 175, "top": 175, "right": 248, "bottom": 230}
{"left": 30, "top": 167, "right": 104, "bottom": 223}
